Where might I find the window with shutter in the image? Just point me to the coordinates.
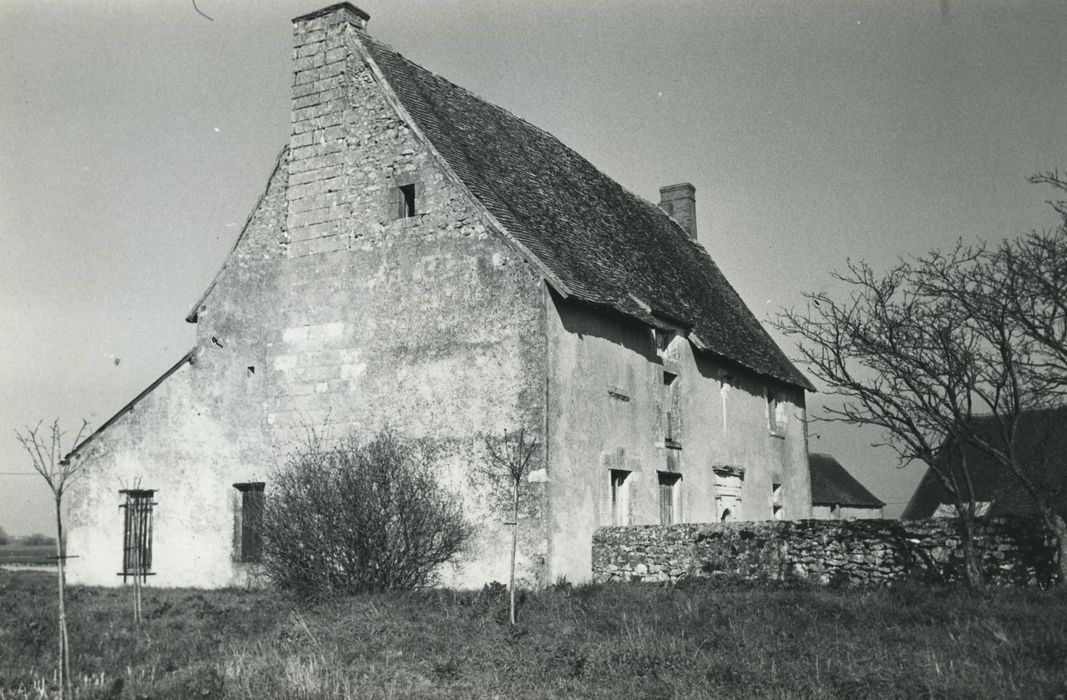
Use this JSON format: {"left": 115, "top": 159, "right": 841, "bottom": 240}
{"left": 234, "top": 482, "right": 265, "bottom": 563}
{"left": 657, "top": 472, "right": 681, "bottom": 525}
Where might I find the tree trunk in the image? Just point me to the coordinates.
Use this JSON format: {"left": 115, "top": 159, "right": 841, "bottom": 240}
{"left": 1047, "top": 512, "right": 1067, "bottom": 587}
{"left": 54, "top": 495, "right": 73, "bottom": 700}
{"left": 509, "top": 481, "right": 519, "bottom": 626}
{"left": 958, "top": 515, "right": 985, "bottom": 592}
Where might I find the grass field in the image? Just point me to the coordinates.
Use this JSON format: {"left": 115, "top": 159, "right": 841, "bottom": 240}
{"left": 1, "top": 571, "right": 1065, "bottom": 699}
{"left": 0, "top": 544, "right": 55, "bottom": 567}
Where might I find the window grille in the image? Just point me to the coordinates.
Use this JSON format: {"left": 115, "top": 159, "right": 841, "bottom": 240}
{"left": 610, "top": 470, "right": 629, "bottom": 526}
{"left": 234, "top": 482, "right": 265, "bottom": 563}
{"left": 119, "top": 489, "right": 156, "bottom": 583}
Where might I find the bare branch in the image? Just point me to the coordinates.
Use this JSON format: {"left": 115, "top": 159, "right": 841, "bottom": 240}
{"left": 777, "top": 194, "right": 1067, "bottom": 587}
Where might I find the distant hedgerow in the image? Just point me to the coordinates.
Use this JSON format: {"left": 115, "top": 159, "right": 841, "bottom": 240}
{"left": 261, "top": 431, "right": 472, "bottom": 596}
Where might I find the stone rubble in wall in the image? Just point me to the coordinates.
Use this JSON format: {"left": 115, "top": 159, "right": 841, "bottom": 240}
{"left": 592, "top": 518, "right": 1057, "bottom": 587}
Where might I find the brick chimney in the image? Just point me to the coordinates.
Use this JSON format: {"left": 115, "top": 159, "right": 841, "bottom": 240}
{"left": 286, "top": 4, "right": 370, "bottom": 256}
{"left": 658, "top": 183, "right": 697, "bottom": 240}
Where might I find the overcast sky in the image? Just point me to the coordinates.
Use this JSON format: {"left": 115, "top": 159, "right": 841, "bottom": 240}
{"left": 2, "top": 0, "right": 1066, "bottom": 535}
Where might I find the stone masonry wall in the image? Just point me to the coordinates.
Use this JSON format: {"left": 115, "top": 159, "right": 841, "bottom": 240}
{"left": 593, "top": 518, "right": 1058, "bottom": 587}
{"left": 266, "top": 7, "right": 551, "bottom": 588}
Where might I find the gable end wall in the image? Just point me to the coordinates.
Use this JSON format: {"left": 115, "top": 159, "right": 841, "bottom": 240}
{"left": 68, "top": 10, "right": 550, "bottom": 588}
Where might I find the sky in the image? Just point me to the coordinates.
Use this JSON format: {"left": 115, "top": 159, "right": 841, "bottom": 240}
{"left": 2, "top": 0, "right": 1066, "bottom": 535}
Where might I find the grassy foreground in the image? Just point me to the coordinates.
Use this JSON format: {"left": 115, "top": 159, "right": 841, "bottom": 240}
{"left": 1, "top": 571, "right": 1065, "bottom": 699}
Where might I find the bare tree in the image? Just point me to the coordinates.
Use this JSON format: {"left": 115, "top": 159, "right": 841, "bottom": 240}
{"left": 15, "top": 419, "right": 92, "bottom": 700}
{"left": 778, "top": 259, "right": 992, "bottom": 588}
{"left": 914, "top": 172, "right": 1067, "bottom": 584}
{"left": 778, "top": 171, "right": 1067, "bottom": 587}
{"left": 481, "top": 428, "right": 541, "bottom": 625}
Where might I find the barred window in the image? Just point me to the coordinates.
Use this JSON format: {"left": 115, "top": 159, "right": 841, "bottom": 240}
{"left": 609, "top": 469, "right": 630, "bottom": 526}
{"left": 119, "top": 489, "right": 156, "bottom": 582}
{"left": 233, "top": 482, "right": 265, "bottom": 563}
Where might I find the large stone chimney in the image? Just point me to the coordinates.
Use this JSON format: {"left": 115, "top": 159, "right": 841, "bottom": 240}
{"left": 286, "top": 4, "right": 370, "bottom": 256}
{"left": 658, "top": 183, "right": 697, "bottom": 240}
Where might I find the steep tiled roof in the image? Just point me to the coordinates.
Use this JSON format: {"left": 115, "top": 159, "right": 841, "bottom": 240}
{"left": 359, "top": 34, "right": 813, "bottom": 391}
{"left": 809, "top": 453, "right": 884, "bottom": 508}
{"left": 901, "top": 408, "right": 1067, "bottom": 519}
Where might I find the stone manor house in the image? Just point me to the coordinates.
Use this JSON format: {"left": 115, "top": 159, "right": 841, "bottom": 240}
{"left": 65, "top": 3, "right": 814, "bottom": 588}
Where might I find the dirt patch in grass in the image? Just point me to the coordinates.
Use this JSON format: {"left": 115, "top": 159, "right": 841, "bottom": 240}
{"left": 2, "top": 571, "right": 1065, "bottom": 698}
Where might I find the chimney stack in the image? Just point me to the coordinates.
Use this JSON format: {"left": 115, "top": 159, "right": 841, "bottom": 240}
{"left": 658, "top": 183, "right": 697, "bottom": 240}
{"left": 292, "top": 3, "right": 369, "bottom": 31}
{"left": 286, "top": 4, "right": 369, "bottom": 256}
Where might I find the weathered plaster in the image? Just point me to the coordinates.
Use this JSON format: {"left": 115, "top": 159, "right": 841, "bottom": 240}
{"left": 545, "top": 294, "right": 810, "bottom": 584}
{"left": 69, "top": 9, "right": 549, "bottom": 589}
{"left": 68, "top": 5, "right": 811, "bottom": 590}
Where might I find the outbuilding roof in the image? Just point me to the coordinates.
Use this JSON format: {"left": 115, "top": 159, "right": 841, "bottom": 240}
{"left": 901, "top": 408, "right": 1067, "bottom": 519}
{"left": 808, "top": 453, "right": 885, "bottom": 508}
{"left": 358, "top": 32, "right": 813, "bottom": 391}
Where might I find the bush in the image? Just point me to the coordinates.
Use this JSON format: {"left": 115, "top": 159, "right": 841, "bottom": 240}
{"left": 20, "top": 533, "right": 55, "bottom": 547}
{"left": 261, "top": 431, "right": 472, "bottom": 596}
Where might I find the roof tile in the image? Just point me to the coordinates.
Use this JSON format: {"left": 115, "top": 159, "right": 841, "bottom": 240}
{"left": 809, "top": 453, "right": 885, "bottom": 508}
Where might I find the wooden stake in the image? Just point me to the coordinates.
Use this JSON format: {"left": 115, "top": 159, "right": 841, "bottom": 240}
{"left": 509, "top": 479, "right": 519, "bottom": 626}
{"left": 54, "top": 495, "right": 72, "bottom": 700}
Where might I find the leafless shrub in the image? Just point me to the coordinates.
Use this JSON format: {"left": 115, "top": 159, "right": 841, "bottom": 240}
{"left": 260, "top": 430, "right": 472, "bottom": 596}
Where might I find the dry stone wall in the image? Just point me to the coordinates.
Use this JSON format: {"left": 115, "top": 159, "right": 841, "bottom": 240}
{"left": 593, "top": 518, "right": 1057, "bottom": 587}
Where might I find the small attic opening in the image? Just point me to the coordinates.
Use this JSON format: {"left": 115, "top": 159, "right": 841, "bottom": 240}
{"left": 399, "top": 183, "right": 416, "bottom": 218}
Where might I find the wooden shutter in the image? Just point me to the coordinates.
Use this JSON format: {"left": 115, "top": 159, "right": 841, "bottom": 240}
{"left": 659, "top": 476, "right": 674, "bottom": 525}
{"left": 242, "top": 487, "right": 264, "bottom": 562}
